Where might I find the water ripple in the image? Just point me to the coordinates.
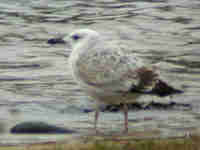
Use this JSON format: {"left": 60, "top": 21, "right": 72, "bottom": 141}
{"left": 0, "top": 0, "right": 199, "bottom": 142}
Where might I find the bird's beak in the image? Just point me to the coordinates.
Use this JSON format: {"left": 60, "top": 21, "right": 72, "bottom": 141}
{"left": 47, "top": 37, "right": 66, "bottom": 45}
{"left": 47, "top": 35, "right": 73, "bottom": 50}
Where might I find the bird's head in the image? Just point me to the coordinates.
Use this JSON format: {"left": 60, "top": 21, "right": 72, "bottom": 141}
{"left": 64, "top": 29, "right": 100, "bottom": 49}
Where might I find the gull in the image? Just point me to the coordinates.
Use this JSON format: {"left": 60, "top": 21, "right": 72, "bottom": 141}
{"left": 64, "top": 29, "right": 183, "bottom": 133}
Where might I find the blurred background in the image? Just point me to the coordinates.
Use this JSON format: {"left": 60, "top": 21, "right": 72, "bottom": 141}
{"left": 0, "top": 0, "right": 200, "bottom": 144}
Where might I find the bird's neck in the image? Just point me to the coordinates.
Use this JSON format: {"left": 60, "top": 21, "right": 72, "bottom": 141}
{"left": 74, "top": 36, "right": 101, "bottom": 54}
{"left": 69, "top": 36, "right": 101, "bottom": 67}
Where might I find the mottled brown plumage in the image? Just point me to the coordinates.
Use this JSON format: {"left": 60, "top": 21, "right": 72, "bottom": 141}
{"left": 130, "top": 67, "right": 183, "bottom": 97}
{"left": 151, "top": 79, "right": 183, "bottom": 97}
{"left": 66, "top": 29, "right": 184, "bottom": 134}
{"left": 136, "top": 67, "right": 158, "bottom": 88}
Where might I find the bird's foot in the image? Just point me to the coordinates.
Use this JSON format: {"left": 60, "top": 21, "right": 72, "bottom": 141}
{"left": 95, "top": 129, "right": 100, "bottom": 135}
{"left": 94, "top": 129, "right": 105, "bottom": 135}
{"left": 122, "top": 128, "right": 129, "bottom": 135}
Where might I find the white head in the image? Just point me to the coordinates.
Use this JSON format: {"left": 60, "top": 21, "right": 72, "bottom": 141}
{"left": 64, "top": 29, "right": 100, "bottom": 49}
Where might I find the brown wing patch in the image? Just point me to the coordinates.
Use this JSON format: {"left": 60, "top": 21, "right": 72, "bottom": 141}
{"left": 135, "top": 66, "right": 158, "bottom": 89}
{"left": 130, "top": 66, "right": 183, "bottom": 97}
{"left": 151, "top": 79, "right": 183, "bottom": 97}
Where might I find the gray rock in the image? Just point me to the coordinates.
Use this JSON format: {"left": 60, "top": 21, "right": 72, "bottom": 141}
{"left": 10, "top": 121, "right": 76, "bottom": 134}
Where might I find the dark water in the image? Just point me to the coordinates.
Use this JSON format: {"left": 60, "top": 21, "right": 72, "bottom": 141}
{"left": 0, "top": 0, "right": 200, "bottom": 144}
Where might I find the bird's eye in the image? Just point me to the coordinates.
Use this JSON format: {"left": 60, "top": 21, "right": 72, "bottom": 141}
{"left": 72, "top": 34, "right": 80, "bottom": 40}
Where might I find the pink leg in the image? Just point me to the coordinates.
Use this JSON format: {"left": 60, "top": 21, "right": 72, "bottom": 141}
{"left": 94, "top": 110, "right": 99, "bottom": 133}
{"left": 123, "top": 104, "right": 128, "bottom": 133}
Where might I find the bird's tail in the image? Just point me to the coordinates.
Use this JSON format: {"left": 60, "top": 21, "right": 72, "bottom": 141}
{"left": 150, "top": 79, "right": 183, "bottom": 97}
{"left": 129, "top": 66, "right": 183, "bottom": 97}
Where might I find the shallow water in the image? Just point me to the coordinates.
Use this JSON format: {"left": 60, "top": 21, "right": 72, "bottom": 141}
{"left": 0, "top": 0, "right": 200, "bottom": 144}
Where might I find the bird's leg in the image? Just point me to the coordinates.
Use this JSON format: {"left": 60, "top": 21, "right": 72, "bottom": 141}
{"left": 94, "top": 109, "right": 99, "bottom": 134}
{"left": 123, "top": 103, "right": 128, "bottom": 133}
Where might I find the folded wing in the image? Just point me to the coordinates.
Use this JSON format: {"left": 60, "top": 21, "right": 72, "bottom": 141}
{"left": 130, "top": 67, "right": 183, "bottom": 97}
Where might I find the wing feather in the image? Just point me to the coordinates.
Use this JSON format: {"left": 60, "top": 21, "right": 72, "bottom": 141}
{"left": 130, "top": 66, "right": 183, "bottom": 96}
{"left": 74, "top": 46, "right": 142, "bottom": 91}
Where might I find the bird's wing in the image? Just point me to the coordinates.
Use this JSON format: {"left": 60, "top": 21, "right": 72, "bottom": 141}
{"left": 129, "top": 66, "right": 159, "bottom": 92}
{"left": 129, "top": 67, "right": 183, "bottom": 96}
{"left": 74, "top": 45, "right": 148, "bottom": 92}
{"left": 73, "top": 41, "right": 183, "bottom": 96}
